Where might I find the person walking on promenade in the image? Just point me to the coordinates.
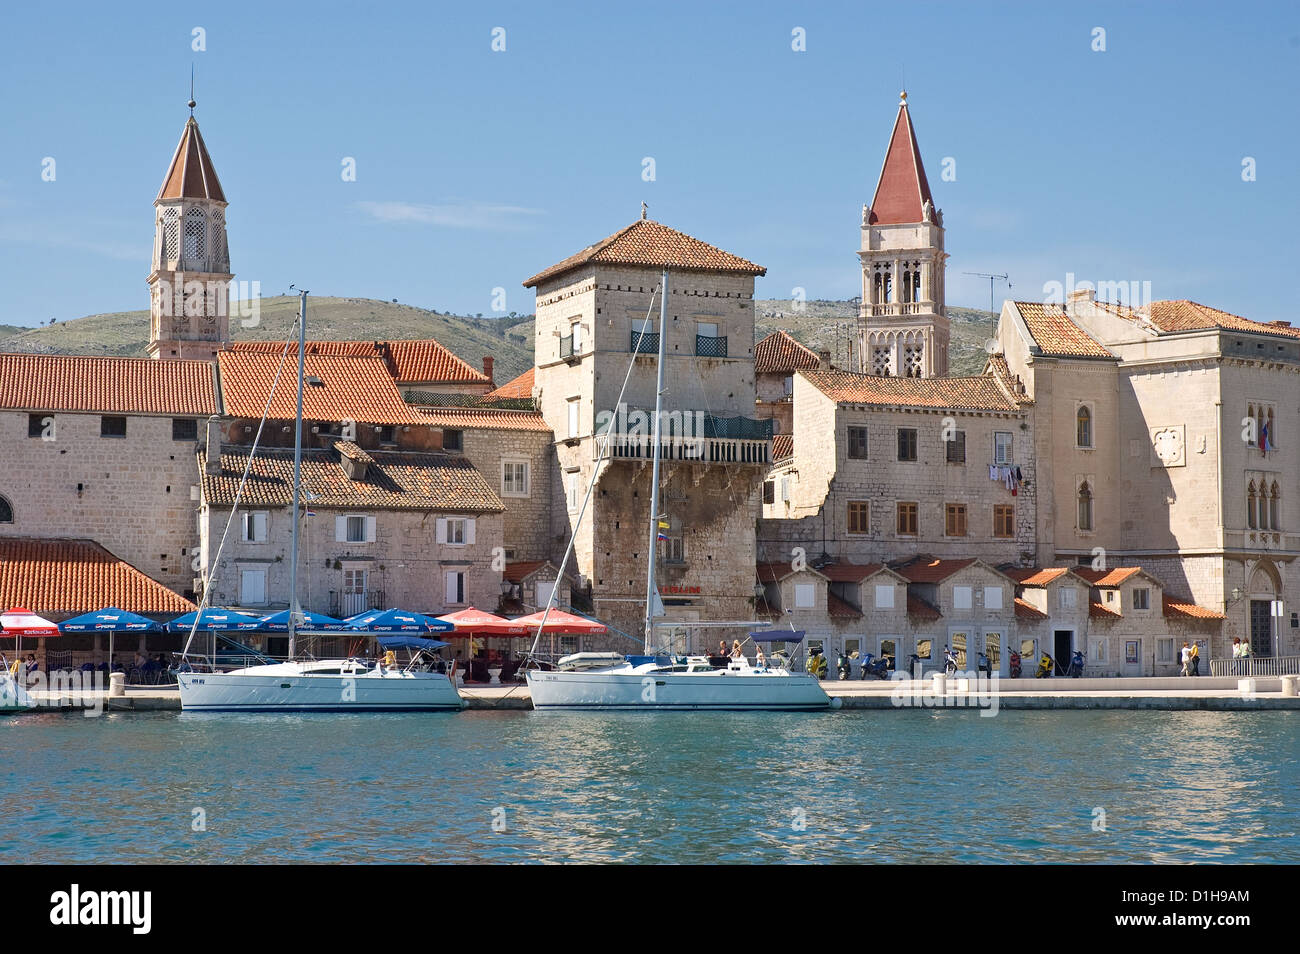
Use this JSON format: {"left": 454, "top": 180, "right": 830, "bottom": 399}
{"left": 1180, "top": 642, "right": 1191, "bottom": 676}
{"left": 1231, "top": 638, "right": 1242, "bottom": 675}
{"left": 1190, "top": 641, "right": 1200, "bottom": 676}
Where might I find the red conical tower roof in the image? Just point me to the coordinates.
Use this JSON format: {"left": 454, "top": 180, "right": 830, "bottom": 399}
{"left": 867, "top": 92, "right": 933, "bottom": 226}
{"left": 157, "top": 115, "right": 226, "bottom": 203}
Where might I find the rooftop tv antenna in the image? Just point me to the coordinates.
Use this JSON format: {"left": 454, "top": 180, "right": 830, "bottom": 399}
{"left": 963, "top": 271, "right": 1011, "bottom": 334}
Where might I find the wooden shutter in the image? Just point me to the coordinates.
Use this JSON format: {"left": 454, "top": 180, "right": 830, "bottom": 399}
{"left": 335, "top": 515, "right": 347, "bottom": 542}
{"left": 465, "top": 518, "right": 476, "bottom": 545}
{"left": 435, "top": 518, "right": 447, "bottom": 544}
{"left": 365, "top": 516, "right": 377, "bottom": 542}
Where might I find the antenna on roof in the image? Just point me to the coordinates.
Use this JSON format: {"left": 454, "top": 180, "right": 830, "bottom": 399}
{"left": 188, "top": 65, "right": 196, "bottom": 115}
{"left": 964, "top": 271, "right": 1011, "bottom": 337}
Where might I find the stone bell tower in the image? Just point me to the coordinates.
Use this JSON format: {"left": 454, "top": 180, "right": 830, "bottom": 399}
{"left": 857, "top": 92, "right": 949, "bottom": 378}
{"left": 147, "top": 101, "right": 233, "bottom": 361}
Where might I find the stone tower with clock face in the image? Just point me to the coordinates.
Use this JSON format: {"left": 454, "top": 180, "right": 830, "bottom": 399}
{"left": 147, "top": 109, "right": 232, "bottom": 361}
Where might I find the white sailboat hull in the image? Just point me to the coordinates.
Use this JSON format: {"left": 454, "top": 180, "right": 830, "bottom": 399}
{"left": 526, "top": 667, "right": 831, "bottom": 711}
{"left": 177, "top": 661, "right": 463, "bottom": 712}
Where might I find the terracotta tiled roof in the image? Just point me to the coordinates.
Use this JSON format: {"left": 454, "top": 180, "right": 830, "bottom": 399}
{"left": 415, "top": 406, "right": 551, "bottom": 432}
{"left": 1014, "top": 598, "right": 1048, "bottom": 620}
{"left": 217, "top": 351, "right": 425, "bottom": 425}
{"left": 504, "top": 560, "right": 547, "bottom": 584}
{"left": 820, "top": 562, "right": 886, "bottom": 583}
{"left": 227, "top": 339, "right": 489, "bottom": 384}
{"left": 0, "top": 537, "right": 195, "bottom": 616}
{"left": 827, "top": 591, "right": 862, "bottom": 618}
{"left": 0, "top": 353, "right": 218, "bottom": 416}
{"left": 523, "top": 218, "right": 765, "bottom": 288}
{"left": 1075, "top": 567, "right": 1143, "bottom": 586}
{"left": 1089, "top": 600, "right": 1122, "bottom": 619}
{"left": 755, "top": 330, "right": 822, "bottom": 374}
{"left": 984, "top": 353, "right": 1034, "bottom": 406}
{"left": 801, "top": 369, "right": 1021, "bottom": 411}
{"left": 895, "top": 557, "right": 978, "bottom": 583}
{"left": 772, "top": 434, "right": 793, "bottom": 461}
{"left": 1143, "top": 300, "right": 1300, "bottom": 340}
{"left": 867, "top": 95, "right": 933, "bottom": 226}
{"left": 1162, "top": 596, "right": 1225, "bottom": 621}
{"left": 484, "top": 368, "right": 534, "bottom": 401}
{"left": 1013, "top": 302, "right": 1116, "bottom": 359}
{"left": 158, "top": 116, "right": 225, "bottom": 202}
{"left": 198, "top": 445, "right": 504, "bottom": 512}
{"left": 1005, "top": 567, "right": 1073, "bottom": 587}
{"left": 907, "top": 593, "right": 942, "bottom": 620}
{"left": 756, "top": 562, "right": 792, "bottom": 584}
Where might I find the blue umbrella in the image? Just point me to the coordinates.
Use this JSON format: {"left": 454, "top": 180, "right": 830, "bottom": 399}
{"left": 377, "top": 635, "right": 450, "bottom": 651}
{"left": 166, "top": 609, "right": 265, "bottom": 633}
{"left": 58, "top": 608, "right": 162, "bottom": 633}
{"left": 258, "top": 610, "right": 346, "bottom": 632}
{"left": 344, "top": 608, "right": 455, "bottom": 634}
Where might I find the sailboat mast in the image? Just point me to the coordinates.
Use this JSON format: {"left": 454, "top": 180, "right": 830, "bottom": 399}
{"left": 643, "top": 268, "right": 669, "bottom": 655}
{"left": 287, "top": 289, "right": 308, "bottom": 658}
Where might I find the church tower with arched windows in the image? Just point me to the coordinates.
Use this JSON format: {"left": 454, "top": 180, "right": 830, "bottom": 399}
{"left": 857, "top": 92, "right": 949, "bottom": 378}
{"left": 147, "top": 105, "right": 232, "bottom": 360}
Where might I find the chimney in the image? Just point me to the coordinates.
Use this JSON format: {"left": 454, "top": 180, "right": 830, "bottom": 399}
{"left": 482, "top": 356, "right": 495, "bottom": 385}
{"left": 1067, "top": 287, "right": 1096, "bottom": 306}
{"left": 204, "top": 416, "right": 223, "bottom": 475}
{"left": 818, "top": 350, "right": 831, "bottom": 370}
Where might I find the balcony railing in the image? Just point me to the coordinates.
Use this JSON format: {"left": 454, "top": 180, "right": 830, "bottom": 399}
{"left": 695, "top": 335, "right": 728, "bottom": 358}
{"left": 607, "top": 434, "right": 771, "bottom": 464}
{"left": 859, "top": 301, "right": 933, "bottom": 318}
{"left": 329, "top": 589, "right": 385, "bottom": 618}
{"left": 630, "top": 331, "right": 660, "bottom": 354}
{"left": 559, "top": 334, "right": 575, "bottom": 359}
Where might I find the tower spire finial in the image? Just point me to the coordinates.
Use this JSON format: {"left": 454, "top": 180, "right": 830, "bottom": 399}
{"left": 188, "top": 65, "right": 196, "bottom": 115}
{"left": 641, "top": 201, "right": 648, "bottom": 221}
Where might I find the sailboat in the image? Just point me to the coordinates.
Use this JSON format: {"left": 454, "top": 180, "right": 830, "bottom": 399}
{"left": 525, "top": 269, "right": 832, "bottom": 711}
{"left": 175, "top": 290, "right": 463, "bottom": 712}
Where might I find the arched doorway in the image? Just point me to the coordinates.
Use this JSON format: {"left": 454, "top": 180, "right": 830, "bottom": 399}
{"left": 1247, "top": 562, "right": 1279, "bottom": 658}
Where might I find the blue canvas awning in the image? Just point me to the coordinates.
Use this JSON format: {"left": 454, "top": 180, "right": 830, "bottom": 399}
{"left": 750, "top": 630, "right": 806, "bottom": 642}
{"left": 166, "top": 609, "right": 265, "bottom": 633}
{"left": 258, "top": 610, "right": 346, "bottom": 632}
{"left": 344, "top": 608, "right": 455, "bottom": 634}
{"left": 58, "top": 607, "right": 163, "bottom": 633}
{"left": 377, "top": 635, "right": 450, "bottom": 651}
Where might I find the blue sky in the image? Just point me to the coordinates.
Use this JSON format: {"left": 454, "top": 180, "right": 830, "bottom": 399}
{"left": 0, "top": 0, "right": 1297, "bottom": 327}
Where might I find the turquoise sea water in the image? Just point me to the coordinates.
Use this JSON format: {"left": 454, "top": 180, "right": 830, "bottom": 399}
{"left": 2, "top": 709, "right": 1297, "bottom": 864}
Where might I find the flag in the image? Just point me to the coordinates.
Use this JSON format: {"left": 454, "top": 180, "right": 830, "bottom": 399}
{"left": 1260, "top": 421, "right": 1272, "bottom": 453}
{"left": 306, "top": 509, "right": 318, "bottom": 517}
{"left": 657, "top": 532, "right": 668, "bottom": 541}
{"left": 657, "top": 520, "right": 670, "bottom": 529}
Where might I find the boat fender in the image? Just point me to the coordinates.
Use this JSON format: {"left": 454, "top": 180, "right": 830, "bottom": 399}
{"left": 830, "top": 696, "right": 843, "bottom": 710}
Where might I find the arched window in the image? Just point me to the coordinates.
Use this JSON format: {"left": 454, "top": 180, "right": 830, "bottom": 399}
{"left": 184, "top": 207, "right": 206, "bottom": 261}
{"left": 1270, "top": 482, "right": 1281, "bottom": 531}
{"left": 0, "top": 495, "right": 12, "bottom": 523}
{"left": 1077, "top": 481, "right": 1093, "bottom": 531}
{"left": 162, "top": 207, "right": 180, "bottom": 262}
{"left": 1076, "top": 406, "right": 1092, "bottom": 448}
{"left": 1247, "top": 481, "right": 1258, "bottom": 529}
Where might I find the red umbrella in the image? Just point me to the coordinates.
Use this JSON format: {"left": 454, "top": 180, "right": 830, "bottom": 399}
{"left": 1, "top": 607, "right": 60, "bottom": 638}
{"left": 436, "top": 607, "right": 528, "bottom": 637}
{"left": 512, "top": 609, "right": 608, "bottom": 635}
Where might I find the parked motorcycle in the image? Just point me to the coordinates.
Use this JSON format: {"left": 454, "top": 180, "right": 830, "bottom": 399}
{"left": 943, "top": 646, "right": 960, "bottom": 675}
{"left": 1066, "top": 649, "right": 1085, "bottom": 678}
{"left": 1008, "top": 648, "right": 1022, "bottom": 679}
{"left": 836, "top": 648, "right": 855, "bottom": 681}
{"left": 1035, "top": 652, "right": 1054, "bottom": 678}
{"left": 859, "top": 652, "right": 891, "bottom": 680}
{"left": 808, "top": 648, "right": 828, "bottom": 680}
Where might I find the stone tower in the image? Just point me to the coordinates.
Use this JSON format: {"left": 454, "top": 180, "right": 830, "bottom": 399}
{"left": 858, "top": 92, "right": 949, "bottom": 378}
{"left": 147, "top": 106, "right": 232, "bottom": 361}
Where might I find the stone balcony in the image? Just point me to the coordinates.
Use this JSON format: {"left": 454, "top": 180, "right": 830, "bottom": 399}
{"left": 597, "top": 410, "right": 772, "bottom": 466}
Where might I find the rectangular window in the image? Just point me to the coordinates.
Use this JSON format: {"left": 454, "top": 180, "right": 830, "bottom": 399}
{"left": 346, "top": 515, "right": 367, "bottom": 543}
{"left": 874, "top": 584, "right": 894, "bottom": 609}
{"left": 1132, "top": 587, "right": 1150, "bottom": 610}
{"left": 446, "top": 518, "right": 467, "bottom": 545}
{"left": 946, "top": 430, "right": 966, "bottom": 464}
{"left": 916, "top": 638, "right": 932, "bottom": 660}
{"left": 985, "top": 586, "right": 1003, "bottom": 610}
{"left": 662, "top": 534, "right": 684, "bottom": 564}
{"left": 100, "top": 416, "right": 127, "bottom": 438}
{"left": 502, "top": 460, "right": 530, "bottom": 497}
{"left": 994, "top": 431, "right": 1013, "bottom": 464}
{"left": 953, "top": 586, "right": 972, "bottom": 610}
{"left": 570, "top": 320, "right": 583, "bottom": 353}
{"left": 1020, "top": 638, "right": 1036, "bottom": 658}
{"left": 896, "top": 502, "right": 918, "bottom": 536}
{"left": 1059, "top": 587, "right": 1077, "bottom": 610}
{"left": 848, "top": 426, "right": 869, "bottom": 460}
{"left": 445, "top": 570, "right": 465, "bottom": 606}
{"left": 880, "top": 638, "right": 896, "bottom": 665}
{"left": 1157, "top": 637, "right": 1174, "bottom": 663}
{"left": 377, "top": 425, "right": 396, "bottom": 444}
{"left": 172, "top": 418, "right": 198, "bottom": 441}
{"left": 1090, "top": 638, "right": 1109, "bottom": 663}
{"left": 985, "top": 632, "right": 1001, "bottom": 666}
{"left": 993, "top": 504, "right": 1015, "bottom": 538}
{"left": 567, "top": 472, "right": 580, "bottom": 512}
{"left": 847, "top": 501, "right": 870, "bottom": 534}
{"left": 241, "top": 511, "right": 268, "bottom": 543}
{"left": 945, "top": 503, "right": 967, "bottom": 537}
{"left": 897, "top": 428, "right": 918, "bottom": 462}
{"left": 28, "top": 413, "right": 50, "bottom": 439}
{"left": 782, "top": 375, "right": 794, "bottom": 396}
{"left": 442, "top": 429, "right": 463, "bottom": 452}
{"left": 794, "top": 583, "right": 815, "bottom": 609}
{"left": 762, "top": 481, "right": 775, "bottom": 505}
{"left": 567, "top": 399, "right": 580, "bottom": 438}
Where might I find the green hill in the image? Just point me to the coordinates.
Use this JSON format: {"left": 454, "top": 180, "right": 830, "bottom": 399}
{"left": 0, "top": 296, "right": 996, "bottom": 387}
